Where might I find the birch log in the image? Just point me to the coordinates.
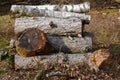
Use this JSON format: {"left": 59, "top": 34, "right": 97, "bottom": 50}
{"left": 15, "top": 17, "right": 82, "bottom": 36}
{"left": 11, "top": 2, "right": 90, "bottom": 13}
{"left": 11, "top": 8, "right": 90, "bottom": 22}
{"left": 15, "top": 52, "right": 91, "bottom": 69}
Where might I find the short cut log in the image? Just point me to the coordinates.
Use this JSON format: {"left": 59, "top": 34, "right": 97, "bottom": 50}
{"left": 14, "top": 17, "right": 82, "bottom": 36}
{"left": 15, "top": 28, "right": 54, "bottom": 57}
{"left": 11, "top": 8, "right": 90, "bottom": 22}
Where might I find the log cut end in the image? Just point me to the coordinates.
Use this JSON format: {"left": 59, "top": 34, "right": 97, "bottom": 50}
{"left": 15, "top": 28, "right": 54, "bottom": 57}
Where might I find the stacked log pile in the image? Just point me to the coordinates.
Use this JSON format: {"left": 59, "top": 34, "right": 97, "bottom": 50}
{"left": 11, "top": 2, "right": 92, "bottom": 56}
{"left": 14, "top": 17, "right": 92, "bottom": 55}
{"left": 10, "top": 2, "right": 94, "bottom": 69}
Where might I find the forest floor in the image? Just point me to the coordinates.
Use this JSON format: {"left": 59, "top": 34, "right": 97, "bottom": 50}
{"left": 0, "top": 5, "right": 120, "bottom": 80}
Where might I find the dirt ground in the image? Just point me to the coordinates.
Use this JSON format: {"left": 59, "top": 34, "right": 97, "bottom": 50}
{"left": 0, "top": 4, "right": 120, "bottom": 80}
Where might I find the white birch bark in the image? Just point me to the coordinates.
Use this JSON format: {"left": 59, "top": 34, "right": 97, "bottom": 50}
{"left": 11, "top": 2, "right": 90, "bottom": 13}
{"left": 11, "top": 7, "right": 90, "bottom": 22}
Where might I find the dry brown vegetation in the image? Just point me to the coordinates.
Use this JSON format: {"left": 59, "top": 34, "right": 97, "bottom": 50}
{"left": 85, "top": 9, "right": 120, "bottom": 54}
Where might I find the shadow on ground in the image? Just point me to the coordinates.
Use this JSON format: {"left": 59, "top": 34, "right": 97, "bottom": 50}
{"left": 109, "top": 44, "right": 120, "bottom": 55}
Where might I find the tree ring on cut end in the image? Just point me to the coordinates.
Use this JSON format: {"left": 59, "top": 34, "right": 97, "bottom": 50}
{"left": 15, "top": 28, "right": 47, "bottom": 56}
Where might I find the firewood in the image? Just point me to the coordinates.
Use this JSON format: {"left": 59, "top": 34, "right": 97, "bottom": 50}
{"left": 14, "top": 17, "right": 82, "bottom": 35}
{"left": 11, "top": 2, "right": 90, "bottom": 13}
{"left": 15, "top": 28, "right": 54, "bottom": 57}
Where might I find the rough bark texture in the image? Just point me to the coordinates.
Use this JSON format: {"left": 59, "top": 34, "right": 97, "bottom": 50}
{"left": 11, "top": 8, "right": 90, "bottom": 22}
{"left": 15, "top": 52, "right": 91, "bottom": 69}
{"left": 47, "top": 34, "right": 92, "bottom": 53}
{"left": 14, "top": 17, "right": 82, "bottom": 36}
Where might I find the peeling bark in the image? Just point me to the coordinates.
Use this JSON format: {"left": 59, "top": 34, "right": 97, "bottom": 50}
{"left": 11, "top": 2, "right": 90, "bottom": 13}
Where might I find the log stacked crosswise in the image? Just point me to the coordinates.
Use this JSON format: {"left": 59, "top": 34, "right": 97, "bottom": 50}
{"left": 14, "top": 17, "right": 82, "bottom": 35}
